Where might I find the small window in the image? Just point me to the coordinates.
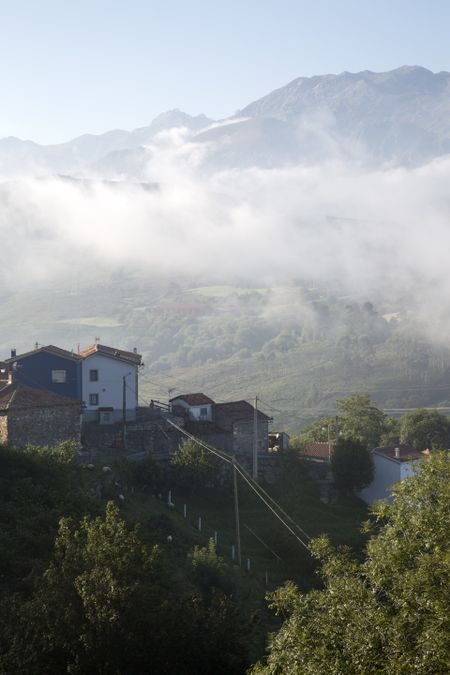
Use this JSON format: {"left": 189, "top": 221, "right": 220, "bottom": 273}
{"left": 51, "top": 370, "right": 66, "bottom": 383}
{"left": 200, "top": 407, "right": 208, "bottom": 417}
{"left": 89, "top": 393, "right": 99, "bottom": 406}
{"left": 89, "top": 369, "right": 99, "bottom": 382}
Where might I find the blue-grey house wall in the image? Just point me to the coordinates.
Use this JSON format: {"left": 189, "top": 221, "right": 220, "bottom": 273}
{"left": 9, "top": 352, "right": 82, "bottom": 400}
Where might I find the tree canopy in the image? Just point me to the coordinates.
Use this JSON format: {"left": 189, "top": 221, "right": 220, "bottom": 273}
{"left": 171, "top": 439, "right": 223, "bottom": 491}
{"left": 336, "top": 393, "right": 386, "bottom": 449}
{"left": 0, "top": 499, "right": 249, "bottom": 674}
{"left": 252, "top": 452, "right": 450, "bottom": 674}
{"left": 399, "top": 408, "right": 450, "bottom": 452}
{"left": 330, "top": 437, "right": 374, "bottom": 495}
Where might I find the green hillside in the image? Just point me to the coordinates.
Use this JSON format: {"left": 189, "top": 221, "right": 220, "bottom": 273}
{"left": 2, "top": 273, "right": 450, "bottom": 433}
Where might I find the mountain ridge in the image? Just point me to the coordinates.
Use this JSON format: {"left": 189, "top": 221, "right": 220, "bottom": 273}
{"left": 2, "top": 66, "right": 450, "bottom": 176}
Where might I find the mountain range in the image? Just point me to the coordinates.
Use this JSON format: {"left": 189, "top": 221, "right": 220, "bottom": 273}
{"left": 2, "top": 66, "right": 450, "bottom": 178}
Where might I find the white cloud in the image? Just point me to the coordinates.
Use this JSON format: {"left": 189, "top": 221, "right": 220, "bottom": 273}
{"left": 2, "top": 132, "right": 450, "bottom": 340}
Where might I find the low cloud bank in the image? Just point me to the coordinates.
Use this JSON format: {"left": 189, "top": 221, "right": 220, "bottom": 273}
{"left": 1, "top": 128, "right": 450, "bottom": 337}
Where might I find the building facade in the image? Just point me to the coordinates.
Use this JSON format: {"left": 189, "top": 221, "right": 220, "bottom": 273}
{"left": 358, "top": 445, "right": 424, "bottom": 504}
{"left": 80, "top": 344, "right": 142, "bottom": 423}
{"left": 172, "top": 394, "right": 272, "bottom": 457}
{"left": 5, "top": 346, "right": 82, "bottom": 400}
{"left": 170, "top": 393, "right": 215, "bottom": 421}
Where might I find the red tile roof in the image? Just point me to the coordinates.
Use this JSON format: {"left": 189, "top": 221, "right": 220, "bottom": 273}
{"left": 215, "top": 400, "right": 271, "bottom": 423}
{"left": 373, "top": 445, "right": 424, "bottom": 462}
{"left": 0, "top": 382, "right": 81, "bottom": 412}
{"left": 300, "top": 442, "right": 335, "bottom": 460}
{"left": 5, "top": 345, "right": 82, "bottom": 363}
{"left": 80, "top": 344, "right": 142, "bottom": 365}
{"left": 170, "top": 393, "right": 215, "bottom": 406}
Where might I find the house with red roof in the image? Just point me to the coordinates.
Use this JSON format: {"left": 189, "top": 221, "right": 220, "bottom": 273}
{"left": 3, "top": 343, "right": 142, "bottom": 425}
{"left": 299, "top": 441, "right": 336, "bottom": 463}
{"left": 0, "top": 380, "right": 81, "bottom": 448}
{"left": 170, "top": 393, "right": 215, "bottom": 422}
{"left": 170, "top": 394, "right": 272, "bottom": 456}
{"left": 80, "top": 344, "right": 142, "bottom": 423}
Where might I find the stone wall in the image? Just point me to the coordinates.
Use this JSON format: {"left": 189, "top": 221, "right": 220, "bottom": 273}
{"left": 6, "top": 406, "right": 81, "bottom": 448}
{"left": 233, "top": 420, "right": 269, "bottom": 455}
{"left": 82, "top": 418, "right": 183, "bottom": 458}
{"left": 0, "top": 415, "right": 7, "bottom": 445}
{"left": 190, "top": 430, "right": 234, "bottom": 456}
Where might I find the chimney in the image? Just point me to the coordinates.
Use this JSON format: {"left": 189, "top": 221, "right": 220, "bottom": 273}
{"left": 133, "top": 347, "right": 137, "bottom": 354}
{"left": 10, "top": 348, "right": 16, "bottom": 358}
{"left": 394, "top": 447, "right": 400, "bottom": 459}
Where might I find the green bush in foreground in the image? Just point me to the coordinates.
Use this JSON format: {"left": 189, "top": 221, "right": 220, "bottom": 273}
{"left": 253, "top": 452, "right": 450, "bottom": 674}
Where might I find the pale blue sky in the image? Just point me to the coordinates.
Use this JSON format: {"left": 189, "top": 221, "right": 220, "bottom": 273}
{"left": 1, "top": 0, "right": 449, "bottom": 143}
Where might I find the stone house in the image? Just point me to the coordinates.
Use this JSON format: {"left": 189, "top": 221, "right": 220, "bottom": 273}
{"left": 214, "top": 401, "right": 271, "bottom": 455}
{"left": 175, "top": 394, "right": 272, "bottom": 457}
{"left": 0, "top": 380, "right": 81, "bottom": 448}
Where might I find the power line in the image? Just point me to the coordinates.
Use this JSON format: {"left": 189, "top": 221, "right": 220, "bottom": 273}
{"left": 233, "top": 462, "right": 310, "bottom": 552}
{"left": 166, "top": 419, "right": 311, "bottom": 553}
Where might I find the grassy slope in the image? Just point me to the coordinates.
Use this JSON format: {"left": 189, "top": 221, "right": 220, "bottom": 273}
{"left": 119, "top": 464, "right": 368, "bottom": 662}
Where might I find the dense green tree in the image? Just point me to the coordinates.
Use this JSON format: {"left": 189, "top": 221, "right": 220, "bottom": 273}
{"left": 331, "top": 437, "right": 374, "bottom": 495}
{"left": 114, "top": 453, "right": 166, "bottom": 492}
{"left": 189, "top": 538, "right": 235, "bottom": 598}
{"left": 171, "top": 439, "right": 223, "bottom": 491}
{"left": 294, "top": 416, "right": 339, "bottom": 445}
{"left": 399, "top": 408, "right": 450, "bottom": 451}
{"left": 1, "top": 502, "right": 249, "bottom": 675}
{"left": 0, "top": 443, "right": 93, "bottom": 594}
{"left": 252, "top": 452, "right": 450, "bottom": 674}
{"left": 336, "top": 393, "right": 386, "bottom": 449}
{"left": 379, "top": 416, "right": 400, "bottom": 446}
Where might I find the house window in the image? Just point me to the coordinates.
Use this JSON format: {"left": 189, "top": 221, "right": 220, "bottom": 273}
{"left": 89, "top": 369, "right": 99, "bottom": 382}
{"left": 200, "top": 407, "right": 208, "bottom": 417}
{"left": 51, "top": 370, "right": 66, "bottom": 383}
{"left": 89, "top": 393, "right": 99, "bottom": 406}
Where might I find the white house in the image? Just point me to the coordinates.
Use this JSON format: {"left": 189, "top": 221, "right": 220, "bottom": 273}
{"left": 358, "top": 445, "right": 425, "bottom": 504}
{"left": 80, "top": 344, "right": 142, "bottom": 423}
{"left": 169, "top": 393, "right": 215, "bottom": 421}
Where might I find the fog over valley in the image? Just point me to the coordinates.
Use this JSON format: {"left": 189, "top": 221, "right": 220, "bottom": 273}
{"left": 2, "top": 66, "right": 450, "bottom": 425}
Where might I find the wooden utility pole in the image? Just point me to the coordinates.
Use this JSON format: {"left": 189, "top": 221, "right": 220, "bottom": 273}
{"left": 232, "top": 456, "right": 242, "bottom": 567}
{"left": 253, "top": 396, "right": 258, "bottom": 482}
{"left": 122, "top": 375, "right": 127, "bottom": 449}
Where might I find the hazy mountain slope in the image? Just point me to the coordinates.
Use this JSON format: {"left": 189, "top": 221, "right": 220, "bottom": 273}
{"left": 91, "top": 66, "right": 450, "bottom": 175}
{"left": 0, "top": 110, "right": 214, "bottom": 177}
{"left": 236, "top": 65, "right": 450, "bottom": 165}
{"left": 191, "top": 66, "right": 450, "bottom": 169}
{"left": 3, "top": 67, "right": 450, "bottom": 177}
